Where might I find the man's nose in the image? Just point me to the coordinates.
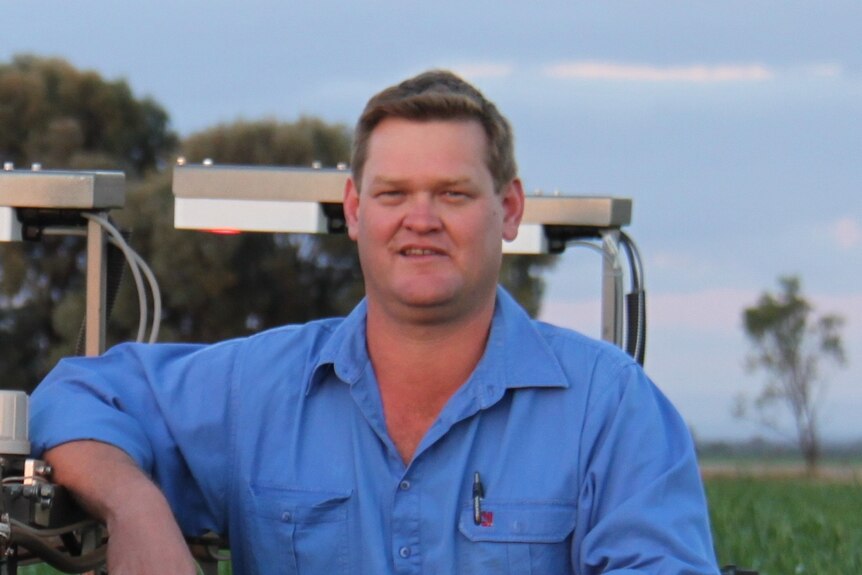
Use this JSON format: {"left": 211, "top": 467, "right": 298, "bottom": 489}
{"left": 403, "top": 194, "right": 442, "bottom": 232}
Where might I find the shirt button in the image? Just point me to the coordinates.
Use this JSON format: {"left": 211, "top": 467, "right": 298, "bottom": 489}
{"left": 399, "top": 480, "right": 411, "bottom": 491}
{"left": 399, "top": 546, "right": 411, "bottom": 558}
{"left": 281, "top": 511, "right": 292, "bottom": 522}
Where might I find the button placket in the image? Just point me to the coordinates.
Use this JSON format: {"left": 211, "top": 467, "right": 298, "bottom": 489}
{"left": 392, "top": 471, "right": 421, "bottom": 572}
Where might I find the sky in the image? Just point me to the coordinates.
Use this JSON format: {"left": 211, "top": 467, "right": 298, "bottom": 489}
{"left": 4, "top": 0, "right": 860, "bottom": 441}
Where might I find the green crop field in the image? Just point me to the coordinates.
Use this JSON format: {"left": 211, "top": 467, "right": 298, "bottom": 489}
{"left": 17, "top": 475, "right": 862, "bottom": 574}
{"left": 707, "top": 476, "right": 862, "bottom": 574}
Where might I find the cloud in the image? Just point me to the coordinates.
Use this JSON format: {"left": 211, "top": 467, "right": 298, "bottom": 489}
{"left": 805, "top": 63, "right": 843, "bottom": 78}
{"left": 645, "top": 288, "right": 757, "bottom": 332}
{"left": 449, "top": 62, "right": 514, "bottom": 80}
{"left": 540, "top": 288, "right": 756, "bottom": 334}
{"left": 649, "top": 251, "right": 711, "bottom": 275}
{"left": 540, "top": 288, "right": 862, "bottom": 338}
{"left": 828, "top": 217, "right": 862, "bottom": 250}
{"left": 544, "top": 61, "right": 775, "bottom": 83}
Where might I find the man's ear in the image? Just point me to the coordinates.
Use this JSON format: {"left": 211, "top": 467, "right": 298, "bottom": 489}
{"left": 344, "top": 177, "right": 360, "bottom": 241}
{"left": 501, "top": 178, "right": 525, "bottom": 242}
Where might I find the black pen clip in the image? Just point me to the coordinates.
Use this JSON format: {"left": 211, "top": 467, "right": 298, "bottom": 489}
{"left": 472, "top": 472, "right": 484, "bottom": 525}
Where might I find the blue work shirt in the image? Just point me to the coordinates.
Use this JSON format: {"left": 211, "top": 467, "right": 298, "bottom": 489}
{"left": 30, "top": 288, "right": 718, "bottom": 574}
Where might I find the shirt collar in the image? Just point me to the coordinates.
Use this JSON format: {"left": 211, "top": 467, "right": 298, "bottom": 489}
{"left": 309, "top": 298, "right": 370, "bottom": 394}
{"left": 309, "top": 286, "right": 570, "bottom": 395}
{"left": 473, "top": 286, "right": 570, "bottom": 395}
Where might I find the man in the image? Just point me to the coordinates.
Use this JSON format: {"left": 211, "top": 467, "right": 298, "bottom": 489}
{"left": 30, "top": 70, "right": 719, "bottom": 574}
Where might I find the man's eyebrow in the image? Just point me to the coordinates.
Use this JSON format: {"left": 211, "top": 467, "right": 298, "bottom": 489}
{"left": 368, "top": 176, "right": 404, "bottom": 188}
{"left": 369, "top": 176, "right": 474, "bottom": 188}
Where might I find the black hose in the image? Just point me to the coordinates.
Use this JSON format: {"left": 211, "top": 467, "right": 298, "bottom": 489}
{"left": 9, "top": 526, "right": 106, "bottom": 573}
{"left": 625, "top": 290, "right": 646, "bottom": 365}
{"left": 619, "top": 232, "right": 647, "bottom": 365}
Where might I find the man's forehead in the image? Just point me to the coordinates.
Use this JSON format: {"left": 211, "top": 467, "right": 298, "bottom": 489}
{"left": 368, "top": 117, "right": 486, "bottom": 142}
{"left": 363, "top": 118, "right": 488, "bottom": 162}
{"left": 355, "top": 118, "right": 494, "bottom": 189}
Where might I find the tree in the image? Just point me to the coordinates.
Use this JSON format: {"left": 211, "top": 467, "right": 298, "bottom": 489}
{"left": 738, "top": 276, "right": 845, "bottom": 473}
{"left": 0, "top": 55, "right": 177, "bottom": 391}
{"left": 0, "top": 54, "right": 176, "bottom": 175}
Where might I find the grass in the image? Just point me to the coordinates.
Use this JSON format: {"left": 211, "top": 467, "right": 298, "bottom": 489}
{"left": 18, "top": 476, "right": 862, "bottom": 574}
{"left": 706, "top": 476, "right": 862, "bottom": 574}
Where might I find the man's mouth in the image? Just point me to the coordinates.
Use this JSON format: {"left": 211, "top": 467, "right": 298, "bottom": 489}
{"left": 401, "top": 247, "right": 443, "bottom": 256}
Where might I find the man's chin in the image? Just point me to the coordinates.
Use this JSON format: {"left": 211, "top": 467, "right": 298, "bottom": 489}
{"left": 396, "top": 291, "right": 455, "bottom": 310}
{"left": 393, "top": 287, "right": 494, "bottom": 321}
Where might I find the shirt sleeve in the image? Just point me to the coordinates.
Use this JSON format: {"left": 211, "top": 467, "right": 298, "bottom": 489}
{"left": 574, "top": 359, "right": 719, "bottom": 574}
{"left": 29, "top": 340, "right": 240, "bottom": 537}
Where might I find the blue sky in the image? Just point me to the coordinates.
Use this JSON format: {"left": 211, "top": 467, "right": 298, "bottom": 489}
{"left": 4, "top": 1, "right": 860, "bottom": 440}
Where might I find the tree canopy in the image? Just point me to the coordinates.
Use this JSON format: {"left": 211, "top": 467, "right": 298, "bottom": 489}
{"left": 111, "top": 118, "right": 362, "bottom": 344}
{"left": 0, "top": 55, "right": 177, "bottom": 391}
{"left": 0, "top": 54, "right": 176, "bottom": 175}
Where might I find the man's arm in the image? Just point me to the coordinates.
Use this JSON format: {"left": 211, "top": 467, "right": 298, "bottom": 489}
{"left": 30, "top": 342, "right": 235, "bottom": 543}
{"left": 45, "top": 440, "right": 197, "bottom": 574}
{"left": 573, "top": 360, "right": 719, "bottom": 574}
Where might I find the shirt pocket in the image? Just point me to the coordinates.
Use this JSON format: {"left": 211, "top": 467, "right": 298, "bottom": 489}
{"left": 457, "top": 500, "right": 577, "bottom": 574}
{"left": 246, "top": 484, "right": 353, "bottom": 575}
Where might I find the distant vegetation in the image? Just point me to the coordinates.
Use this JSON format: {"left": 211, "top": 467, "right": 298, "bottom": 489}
{"left": 698, "top": 438, "right": 862, "bottom": 463}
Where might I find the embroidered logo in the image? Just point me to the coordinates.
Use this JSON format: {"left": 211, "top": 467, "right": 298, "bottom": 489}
{"left": 479, "top": 511, "right": 494, "bottom": 527}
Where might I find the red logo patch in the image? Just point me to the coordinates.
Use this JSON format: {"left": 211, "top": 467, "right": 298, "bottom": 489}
{"left": 480, "top": 511, "right": 494, "bottom": 527}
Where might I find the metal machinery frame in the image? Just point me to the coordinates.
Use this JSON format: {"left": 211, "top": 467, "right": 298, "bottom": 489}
{"left": 172, "top": 163, "right": 640, "bottom": 348}
{"left": 0, "top": 167, "right": 125, "bottom": 356}
{"left": 0, "top": 166, "right": 128, "bottom": 573}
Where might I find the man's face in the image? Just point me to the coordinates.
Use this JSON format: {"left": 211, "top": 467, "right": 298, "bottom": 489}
{"left": 344, "top": 117, "right": 523, "bottom": 323}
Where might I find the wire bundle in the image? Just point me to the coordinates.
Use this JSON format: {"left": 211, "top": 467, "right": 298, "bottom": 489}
{"left": 44, "top": 213, "right": 162, "bottom": 345}
{"left": 81, "top": 213, "right": 162, "bottom": 344}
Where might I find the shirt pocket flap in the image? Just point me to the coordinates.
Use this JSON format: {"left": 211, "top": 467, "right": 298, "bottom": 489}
{"left": 458, "top": 500, "right": 576, "bottom": 544}
{"left": 249, "top": 485, "right": 352, "bottom": 524}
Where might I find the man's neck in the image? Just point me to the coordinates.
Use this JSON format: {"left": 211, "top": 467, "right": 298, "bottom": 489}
{"left": 365, "top": 297, "right": 496, "bottom": 463}
{"left": 365, "top": 298, "right": 494, "bottom": 383}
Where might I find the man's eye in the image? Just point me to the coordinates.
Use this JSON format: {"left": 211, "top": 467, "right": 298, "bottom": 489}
{"left": 443, "top": 190, "right": 468, "bottom": 199}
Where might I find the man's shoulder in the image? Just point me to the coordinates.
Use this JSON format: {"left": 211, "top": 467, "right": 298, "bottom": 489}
{"left": 237, "top": 316, "right": 346, "bottom": 358}
{"left": 104, "top": 317, "right": 348, "bottom": 379}
{"left": 524, "top": 319, "right": 643, "bottom": 392}
{"left": 494, "top": 287, "right": 638, "bottom": 386}
{"left": 531, "top": 318, "right": 635, "bottom": 365}
{"left": 532, "top": 319, "right": 624, "bottom": 354}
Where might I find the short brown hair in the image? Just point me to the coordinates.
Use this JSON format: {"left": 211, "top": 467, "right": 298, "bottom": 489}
{"left": 351, "top": 70, "right": 517, "bottom": 192}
